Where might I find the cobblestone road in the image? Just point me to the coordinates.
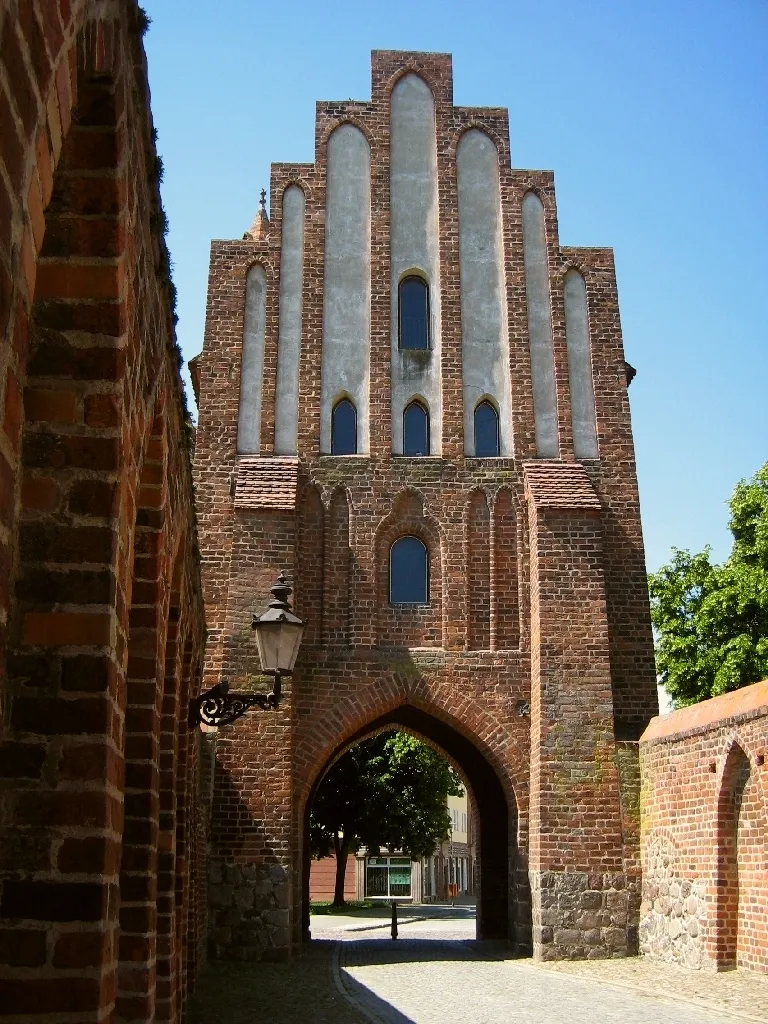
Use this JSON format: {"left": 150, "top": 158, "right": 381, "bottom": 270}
{"left": 188, "top": 905, "right": 768, "bottom": 1024}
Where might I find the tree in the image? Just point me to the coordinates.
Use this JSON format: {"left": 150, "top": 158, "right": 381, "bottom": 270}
{"left": 649, "top": 462, "right": 768, "bottom": 707}
{"left": 309, "top": 731, "right": 463, "bottom": 905}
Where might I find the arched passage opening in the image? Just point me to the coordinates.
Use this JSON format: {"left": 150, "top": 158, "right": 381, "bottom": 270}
{"left": 301, "top": 704, "right": 521, "bottom": 947}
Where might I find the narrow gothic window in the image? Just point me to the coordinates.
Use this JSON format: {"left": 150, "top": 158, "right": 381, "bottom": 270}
{"left": 403, "top": 400, "right": 429, "bottom": 456}
{"left": 390, "top": 536, "right": 429, "bottom": 604}
{"left": 399, "top": 276, "right": 429, "bottom": 350}
{"left": 474, "top": 400, "right": 500, "bottom": 457}
{"left": 331, "top": 398, "right": 357, "bottom": 455}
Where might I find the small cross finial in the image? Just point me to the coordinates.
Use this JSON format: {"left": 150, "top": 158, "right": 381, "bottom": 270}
{"left": 259, "top": 189, "right": 267, "bottom": 213}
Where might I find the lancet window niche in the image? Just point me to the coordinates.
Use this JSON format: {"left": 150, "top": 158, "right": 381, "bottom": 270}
{"left": 331, "top": 398, "right": 358, "bottom": 455}
{"left": 474, "top": 400, "right": 500, "bottom": 457}
{"left": 390, "top": 536, "right": 429, "bottom": 604}
{"left": 403, "top": 400, "right": 430, "bottom": 456}
{"left": 399, "top": 275, "right": 430, "bottom": 350}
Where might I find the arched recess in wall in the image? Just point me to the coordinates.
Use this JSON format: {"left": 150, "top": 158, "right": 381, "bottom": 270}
{"left": 237, "top": 264, "right": 267, "bottom": 454}
{"left": 321, "top": 124, "right": 371, "bottom": 455}
{"left": 390, "top": 73, "right": 442, "bottom": 455}
{"left": 563, "top": 268, "right": 598, "bottom": 459}
{"left": 467, "top": 491, "right": 490, "bottom": 650}
{"left": 274, "top": 185, "right": 305, "bottom": 455}
{"left": 175, "top": 634, "right": 203, "bottom": 1019}
{"left": 474, "top": 398, "right": 500, "bottom": 458}
{"left": 0, "top": 10, "right": 206, "bottom": 1020}
{"left": 300, "top": 705, "right": 524, "bottom": 946}
{"left": 398, "top": 274, "right": 430, "bottom": 350}
{"left": 156, "top": 540, "right": 185, "bottom": 1021}
{"left": 118, "top": 403, "right": 169, "bottom": 1019}
{"left": 403, "top": 397, "right": 430, "bottom": 456}
{"left": 521, "top": 191, "right": 559, "bottom": 458}
{"left": 2, "top": 25, "right": 139, "bottom": 1022}
{"left": 715, "top": 743, "right": 767, "bottom": 970}
{"left": 324, "top": 488, "right": 351, "bottom": 646}
{"left": 331, "top": 396, "right": 357, "bottom": 455}
{"left": 492, "top": 488, "right": 520, "bottom": 650}
{"left": 298, "top": 484, "right": 324, "bottom": 645}
{"left": 456, "top": 129, "right": 513, "bottom": 456}
{"left": 374, "top": 490, "right": 443, "bottom": 648}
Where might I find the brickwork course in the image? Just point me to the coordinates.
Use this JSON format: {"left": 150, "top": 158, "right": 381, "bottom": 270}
{"left": 640, "top": 680, "right": 768, "bottom": 975}
{"left": 193, "top": 49, "right": 660, "bottom": 966}
{"left": 0, "top": 2, "right": 208, "bottom": 1021}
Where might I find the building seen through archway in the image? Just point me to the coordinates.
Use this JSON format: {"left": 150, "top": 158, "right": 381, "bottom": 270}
{"left": 192, "top": 49, "right": 658, "bottom": 964}
{"left": 304, "top": 720, "right": 510, "bottom": 941}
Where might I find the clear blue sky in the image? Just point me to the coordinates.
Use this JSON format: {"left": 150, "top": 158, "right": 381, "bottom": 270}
{"left": 143, "top": 0, "right": 766, "bottom": 573}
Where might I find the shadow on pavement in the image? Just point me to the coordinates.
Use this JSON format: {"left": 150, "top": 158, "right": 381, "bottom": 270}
{"left": 340, "top": 936, "right": 517, "bottom": 965}
{"left": 341, "top": 969, "right": 418, "bottom": 1024}
{"left": 188, "top": 940, "right": 370, "bottom": 1024}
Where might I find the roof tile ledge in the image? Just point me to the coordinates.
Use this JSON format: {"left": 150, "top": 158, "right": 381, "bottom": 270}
{"left": 234, "top": 456, "right": 299, "bottom": 510}
{"left": 641, "top": 679, "right": 768, "bottom": 744}
{"left": 523, "top": 460, "right": 601, "bottom": 512}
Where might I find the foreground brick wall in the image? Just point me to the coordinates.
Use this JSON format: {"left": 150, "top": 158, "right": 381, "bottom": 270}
{"left": 640, "top": 681, "right": 768, "bottom": 973}
{"left": 194, "top": 50, "right": 658, "bottom": 963}
{"left": 0, "top": 3, "right": 207, "bottom": 1020}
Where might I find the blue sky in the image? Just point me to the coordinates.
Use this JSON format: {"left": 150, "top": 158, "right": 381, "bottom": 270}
{"left": 143, "top": 0, "right": 766, "bottom": 574}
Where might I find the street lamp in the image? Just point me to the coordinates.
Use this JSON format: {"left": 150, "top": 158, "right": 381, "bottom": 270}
{"left": 188, "top": 572, "right": 305, "bottom": 728}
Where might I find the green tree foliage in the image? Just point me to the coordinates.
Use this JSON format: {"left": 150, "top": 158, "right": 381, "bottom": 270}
{"left": 649, "top": 462, "right": 768, "bottom": 707}
{"left": 310, "top": 731, "right": 463, "bottom": 904}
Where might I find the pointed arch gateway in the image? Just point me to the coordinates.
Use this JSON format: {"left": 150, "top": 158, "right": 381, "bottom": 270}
{"left": 300, "top": 704, "right": 529, "bottom": 950}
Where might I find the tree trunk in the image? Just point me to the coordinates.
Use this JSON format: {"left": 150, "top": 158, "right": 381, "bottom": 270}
{"left": 333, "top": 835, "right": 350, "bottom": 906}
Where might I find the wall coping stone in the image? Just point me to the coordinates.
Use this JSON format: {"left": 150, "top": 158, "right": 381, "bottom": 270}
{"left": 641, "top": 679, "right": 768, "bottom": 745}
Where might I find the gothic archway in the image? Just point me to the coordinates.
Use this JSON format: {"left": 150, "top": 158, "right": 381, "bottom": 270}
{"left": 301, "top": 704, "right": 527, "bottom": 950}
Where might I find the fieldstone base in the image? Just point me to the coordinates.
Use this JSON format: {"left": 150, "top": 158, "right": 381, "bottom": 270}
{"left": 208, "top": 860, "right": 291, "bottom": 961}
{"left": 639, "top": 839, "right": 707, "bottom": 969}
{"left": 531, "top": 870, "right": 639, "bottom": 960}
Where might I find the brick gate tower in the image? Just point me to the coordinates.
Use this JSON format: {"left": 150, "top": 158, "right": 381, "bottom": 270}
{"left": 192, "top": 50, "right": 658, "bottom": 961}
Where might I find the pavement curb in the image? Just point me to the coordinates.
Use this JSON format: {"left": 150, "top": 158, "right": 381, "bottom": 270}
{"left": 332, "top": 940, "right": 391, "bottom": 1024}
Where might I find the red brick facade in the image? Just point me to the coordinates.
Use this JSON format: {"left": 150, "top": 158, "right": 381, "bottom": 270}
{"left": 193, "top": 50, "right": 658, "bottom": 962}
{"left": 640, "top": 681, "right": 768, "bottom": 973}
{"left": 0, "top": 3, "right": 208, "bottom": 1020}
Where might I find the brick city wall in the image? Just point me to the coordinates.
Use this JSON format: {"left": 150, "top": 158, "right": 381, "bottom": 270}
{"left": 0, "top": 4, "right": 208, "bottom": 1021}
{"left": 193, "top": 50, "right": 658, "bottom": 963}
{"left": 640, "top": 681, "right": 768, "bottom": 974}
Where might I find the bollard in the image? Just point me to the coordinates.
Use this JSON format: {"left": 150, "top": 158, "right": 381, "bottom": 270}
{"left": 390, "top": 899, "right": 398, "bottom": 940}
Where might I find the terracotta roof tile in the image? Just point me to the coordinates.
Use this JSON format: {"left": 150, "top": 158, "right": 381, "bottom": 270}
{"left": 234, "top": 457, "right": 298, "bottom": 510}
{"left": 523, "top": 460, "right": 601, "bottom": 512}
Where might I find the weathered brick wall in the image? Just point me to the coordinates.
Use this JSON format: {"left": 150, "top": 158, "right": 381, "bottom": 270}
{"left": 526, "top": 462, "right": 636, "bottom": 959}
{"left": 0, "top": 3, "right": 207, "bottom": 1020}
{"left": 640, "top": 681, "right": 768, "bottom": 973}
{"left": 193, "top": 49, "right": 657, "bottom": 963}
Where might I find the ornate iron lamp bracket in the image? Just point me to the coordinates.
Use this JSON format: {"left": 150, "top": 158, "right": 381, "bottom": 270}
{"left": 188, "top": 677, "right": 282, "bottom": 729}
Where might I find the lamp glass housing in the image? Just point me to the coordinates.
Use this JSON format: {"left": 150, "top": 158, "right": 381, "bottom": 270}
{"left": 253, "top": 618, "right": 305, "bottom": 675}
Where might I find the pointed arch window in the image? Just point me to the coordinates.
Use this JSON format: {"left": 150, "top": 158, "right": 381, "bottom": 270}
{"left": 403, "top": 400, "right": 429, "bottom": 456}
{"left": 331, "top": 398, "right": 357, "bottom": 455}
{"left": 474, "top": 400, "right": 500, "bottom": 457}
{"left": 390, "top": 536, "right": 429, "bottom": 604}
{"left": 399, "top": 276, "right": 429, "bottom": 350}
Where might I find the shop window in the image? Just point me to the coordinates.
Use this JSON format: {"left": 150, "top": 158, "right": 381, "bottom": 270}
{"left": 366, "top": 856, "right": 412, "bottom": 898}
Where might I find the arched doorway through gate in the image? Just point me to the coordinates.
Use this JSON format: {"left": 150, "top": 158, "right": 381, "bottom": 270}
{"left": 302, "top": 705, "right": 523, "bottom": 946}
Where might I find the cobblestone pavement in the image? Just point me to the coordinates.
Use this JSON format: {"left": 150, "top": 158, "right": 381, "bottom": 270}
{"left": 188, "top": 905, "right": 768, "bottom": 1023}
{"left": 187, "top": 940, "right": 368, "bottom": 1024}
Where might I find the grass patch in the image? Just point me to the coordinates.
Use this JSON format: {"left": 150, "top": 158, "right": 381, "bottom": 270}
{"left": 310, "top": 900, "right": 380, "bottom": 915}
